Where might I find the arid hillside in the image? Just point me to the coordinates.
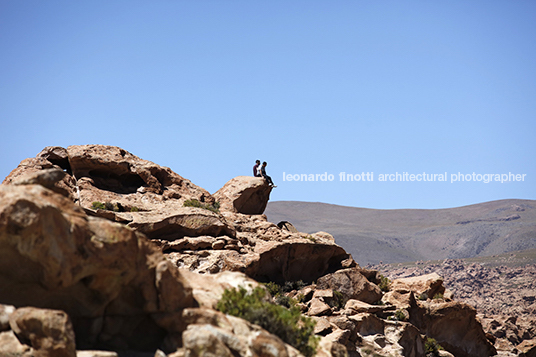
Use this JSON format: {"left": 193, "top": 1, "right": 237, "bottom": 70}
{"left": 265, "top": 200, "right": 536, "bottom": 265}
{"left": 1, "top": 145, "right": 533, "bottom": 357}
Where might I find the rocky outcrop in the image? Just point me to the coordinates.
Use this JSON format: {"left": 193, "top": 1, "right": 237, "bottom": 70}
{"left": 246, "top": 239, "right": 354, "bottom": 283}
{"left": 0, "top": 145, "right": 511, "bottom": 357}
{"left": 376, "top": 259, "right": 536, "bottom": 355}
{"left": 175, "top": 308, "right": 302, "bottom": 357}
{"left": 9, "top": 307, "right": 76, "bottom": 357}
{"left": 214, "top": 176, "right": 272, "bottom": 214}
{"left": 4, "top": 145, "right": 227, "bottom": 241}
{"left": 0, "top": 183, "right": 194, "bottom": 350}
{"left": 408, "top": 297, "right": 496, "bottom": 357}
{"left": 316, "top": 267, "right": 383, "bottom": 304}
{"left": 389, "top": 273, "right": 445, "bottom": 300}
{"left": 159, "top": 210, "right": 355, "bottom": 284}
{"left": 66, "top": 145, "right": 212, "bottom": 199}
{"left": 127, "top": 207, "right": 236, "bottom": 240}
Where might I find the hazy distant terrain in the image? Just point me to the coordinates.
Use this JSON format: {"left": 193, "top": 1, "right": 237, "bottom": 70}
{"left": 265, "top": 199, "right": 536, "bottom": 265}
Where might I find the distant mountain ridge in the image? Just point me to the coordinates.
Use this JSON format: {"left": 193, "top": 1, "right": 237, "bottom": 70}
{"left": 265, "top": 199, "right": 536, "bottom": 265}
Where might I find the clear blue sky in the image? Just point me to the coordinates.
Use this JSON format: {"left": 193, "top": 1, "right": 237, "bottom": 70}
{"left": 1, "top": 1, "right": 535, "bottom": 209}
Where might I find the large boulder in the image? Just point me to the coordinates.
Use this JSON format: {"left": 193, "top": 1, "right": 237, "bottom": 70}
{"left": 66, "top": 145, "right": 211, "bottom": 199}
{"left": 341, "top": 313, "right": 425, "bottom": 357}
{"left": 9, "top": 307, "right": 76, "bottom": 357}
{"left": 177, "top": 308, "right": 302, "bottom": 357}
{"left": 127, "top": 207, "right": 236, "bottom": 240}
{"left": 213, "top": 176, "right": 272, "bottom": 214}
{"left": 390, "top": 272, "right": 445, "bottom": 300}
{"left": 518, "top": 338, "right": 536, "bottom": 357}
{"left": 316, "top": 267, "right": 383, "bottom": 304}
{"left": 3, "top": 144, "right": 214, "bottom": 208}
{"left": 3, "top": 145, "right": 227, "bottom": 240}
{"left": 0, "top": 184, "right": 194, "bottom": 350}
{"left": 409, "top": 298, "right": 496, "bottom": 357}
{"left": 246, "top": 239, "right": 355, "bottom": 284}
{"left": 3, "top": 147, "right": 77, "bottom": 200}
{"left": 163, "top": 211, "right": 355, "bottom": 285}
{"left": 179, "top": 269, "right": 260, "bottom": 309}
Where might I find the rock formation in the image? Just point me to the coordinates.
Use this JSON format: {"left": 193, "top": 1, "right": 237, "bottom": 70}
{"left": 0, "top": 145, "right": 503, "bottom": 357}
{"left": 376, "top": 260, "right": 536, "bottom": 356}
{"left": 213, "top": 176, "right": 273, "bottom": 215}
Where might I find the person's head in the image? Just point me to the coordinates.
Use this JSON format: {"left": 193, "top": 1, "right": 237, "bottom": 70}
{"left": 262, "top": 161, "right": 267, "bottom": 166}
{"left": 255, "top": 160, "right": 260, "bottom": 164}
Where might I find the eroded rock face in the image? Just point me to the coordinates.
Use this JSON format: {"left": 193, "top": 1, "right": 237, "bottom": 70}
{"left": 1, "top": 145, "right": 516, "bottom": 357}
{"left": 3, "top": 150, "right": 77, "bottom": 200}
{"left": 389, "top": 272, "right": 445, "bottom": 300}
{"left": 66, "top": 145, "right": 210, "bottom": 198}
{"left": 9, "top": 307, "right": 76, "bottom": 357}
{"left": 0, "top": 184, "right": 194, "bottom": 350}
{"left": 213, "top": 176, "right": 272, "bottom": 215}
{"left": 316, "top": 268, "right": 383, "bottom": 304}
{"left": 177, "top": 308, "right": 301, "bottom": 357}
{"left": 409, "top": 298, "right": 497, "bottom": 357}
{"left": 127, "top": 207, "right": 236, "bottom": 240}
{"left": 376, "top": 259, "right": 536, "bottom": 355}
{"left": 246, "top": 240, "right": 354, "bottom": 284}
{"left": 4, "top": 145, "right": 223, "bottom": 241}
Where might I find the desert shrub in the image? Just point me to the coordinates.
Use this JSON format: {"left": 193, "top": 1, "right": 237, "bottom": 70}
{"left": 92, "top": 201, "right": 106, "bottom": 210}
{"left": 360, "top": 348, "right": 384, "bottom": 357}
{"left": 216, "top": 286, "right": 318, "bottom": 357}
{"left": 378, "top": 274, "right": 391, "bottom": 292}
{"left": 264, "top": 282, "right": 281, "bottom": 297}
{"left": 433, "top": 293, "right": 444, "bottom": 300}
{"left": 295, "top": 293, "right": 305, "bottom": 303}
{"left": 394, "top": 309, "right": 407, "bottom": 321}
{"left": 425, "top": 337, "right": 444, "bottom": 356}
{"left": 275, "top": 294, "right": 295, "bottom": 308}
{"left": 264, "top": 281, "right": 305, "bottom": 307}
{"left": 130, "top": 206, "right": 139, "bottom": 212}
{"left": 104, "top": 201, "right": 116, "bottom": 211}
{"left": 304, "top": 234, "right": 317, "bottom": 243}
{"left": 329, "top": 290, "right": 347, "bottom": 310}
{"left": 418, "top": 293, "right": 429, "bottom": 301}
{"left": 282, "top": 280, "right": 307, "bottom": 293}
{"left": 183, "top": 199, "right": 220, "bottom": 213}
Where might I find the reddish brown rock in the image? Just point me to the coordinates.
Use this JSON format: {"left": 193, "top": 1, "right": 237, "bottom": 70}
{"left": 127, "top": 208, "right": 236, "bottom": 240}
{"left": 0, "top": 184, "right": 194, "bottom": 350}
{"left": 3, "top": 153, "right": 76, "bottom": 200}
{"left": 246, "top": 239, "right": 353, "bottom": 283}
{"left": 0, "top": 330, "right": 33, "bottom": 356}
{"left": 66, "top": 145, "right": 211, "bottom": 199}
{"left": 9, "top": 307, "right": 76, "bottom": 357}
{"left": 178, "top": 308, "right": 301, "bottom": 357}
{"left": 316, "top": 267, "right": 383, "bottom": 304}
{"left": 0, "top": 304, "right": 15, "bottom": 331}
{"left": 344, "top": 299, "right": 385, "bottom": 315}
{"left": 409, "top": 299, "right": 496, "bottom": 357}
{"left": 308, "top": 298, "right": 332, "bottom": 316}
{"left": 2, "top": 145, "right": 233, "bottom": 241}
{"left": 213, "top": 176, "right": 272, "bottom": 215}
{"left": 382, "top": 290, "right": 414, "bottom": 310}
{"left": 518, "top": 338, "right": 536, "bottom": 357}
{"left": 390, "top": 272, "right": 445, "bottom": 300}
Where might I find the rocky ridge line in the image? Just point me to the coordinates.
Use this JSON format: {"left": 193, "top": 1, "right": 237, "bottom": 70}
{"left": 0, "top": 145, "right": 520, "bottom": 357}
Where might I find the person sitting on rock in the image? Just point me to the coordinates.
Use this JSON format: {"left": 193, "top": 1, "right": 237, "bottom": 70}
{"left": 253, "top": 160, "right": 261, "bottom": 177}
{"left": 260, "top": 161, "right": 276, "bottom": 187}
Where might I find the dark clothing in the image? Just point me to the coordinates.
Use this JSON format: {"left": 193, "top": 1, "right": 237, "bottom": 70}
{"left": 260, "top": 166, "right": 274, "bottom": 186}
{"left": 253, "top": 163, "right": 260, "bottom": 177}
